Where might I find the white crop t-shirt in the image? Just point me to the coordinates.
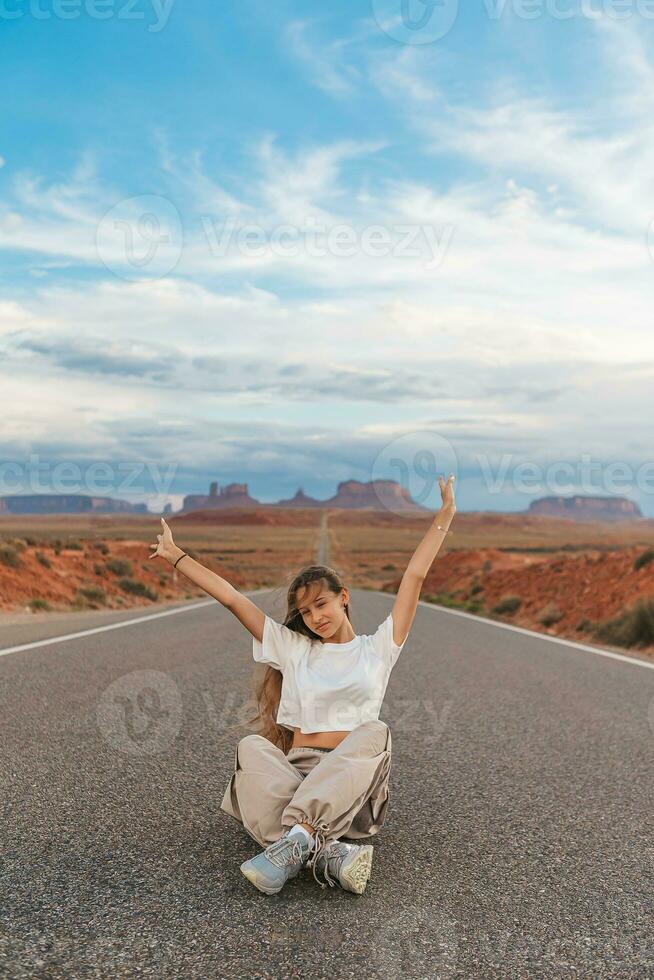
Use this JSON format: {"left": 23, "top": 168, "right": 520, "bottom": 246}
{"left": 252, "top": 612, "right": 408, "bottom": 734}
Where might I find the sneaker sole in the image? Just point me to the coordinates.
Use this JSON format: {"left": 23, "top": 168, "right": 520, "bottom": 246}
{"left": 240, "top": 862, "right": 283, "bottom": 895}
{"left": 339, "top": 845, "right": 374, "bottom": 894}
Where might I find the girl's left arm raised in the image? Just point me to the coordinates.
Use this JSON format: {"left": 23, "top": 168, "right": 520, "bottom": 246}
{"left": 391, "top": 474, "right": 456, "bottom": 647}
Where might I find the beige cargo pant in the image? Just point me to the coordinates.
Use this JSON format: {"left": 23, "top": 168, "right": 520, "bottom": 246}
{"left": 220, "top": 719, "right": 392, "bottom": 887}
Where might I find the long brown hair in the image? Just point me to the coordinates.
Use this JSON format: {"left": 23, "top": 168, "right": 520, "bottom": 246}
{"left": 233, "top": 565, "right": 353, "bottom": 754}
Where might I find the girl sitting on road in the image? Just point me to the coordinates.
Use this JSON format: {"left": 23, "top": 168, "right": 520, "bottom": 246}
{"left": 149, "top": 474, "right": 455, "bottom": 895}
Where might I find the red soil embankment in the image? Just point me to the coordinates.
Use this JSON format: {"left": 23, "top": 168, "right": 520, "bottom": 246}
{"left": 384, "top": 546, "right": 654, "bottom": 656}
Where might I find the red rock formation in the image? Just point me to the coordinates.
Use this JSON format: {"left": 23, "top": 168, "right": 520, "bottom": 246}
{"left": 528, "top": 496, "right": 642, "bottom": 522}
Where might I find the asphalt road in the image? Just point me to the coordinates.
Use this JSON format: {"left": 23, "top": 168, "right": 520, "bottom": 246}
{"left": 1, "top": 589, "right": 653, "bottom": 979}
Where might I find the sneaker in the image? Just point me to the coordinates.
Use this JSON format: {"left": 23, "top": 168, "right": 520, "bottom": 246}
{"left": 240, "top": 829, "right": 312, "bottom": 895}
{"left": 313, "top": 841, "right": 374, "bottom": 894}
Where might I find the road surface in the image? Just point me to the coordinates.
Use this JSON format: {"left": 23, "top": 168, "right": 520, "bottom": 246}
{"left": 1, "top": 590, "right": 653, "bottom": 978}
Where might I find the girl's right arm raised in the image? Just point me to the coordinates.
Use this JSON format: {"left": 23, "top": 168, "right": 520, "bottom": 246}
{"left": 149, "top": 517, "right": 265, "bottom": 642}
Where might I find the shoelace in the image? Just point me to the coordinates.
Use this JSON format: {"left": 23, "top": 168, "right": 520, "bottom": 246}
{"left": 310, "top": 841, "right": 345, "bottom": 889}
{"left": 263, "top": 833, "right": 308, "bottom": 870}
{"left": 306, "top": 821, "right": 334, "bottom": 889}
{"left": 316, "top": 841, "right": 350, "bottom": 888}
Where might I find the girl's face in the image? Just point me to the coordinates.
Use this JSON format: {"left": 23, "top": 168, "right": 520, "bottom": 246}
{"left": 296, "top": 583, "right": 347, "bottom": 638}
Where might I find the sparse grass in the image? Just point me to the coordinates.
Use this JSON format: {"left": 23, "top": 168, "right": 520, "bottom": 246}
{"left": 470, "top": 582, "right": 484, "bottom": 596}
{"left": 118, "top": 578, "right": 158, "bottom": 600}
{"left": 77, "top": 587, "right": 107, "bottom": 605}
{"left": 36, "top": 552, "right": 52, "bottom": 568}
{"left": 0, "top": 546, "right": 21, "bottom": 569}
{"left": 92, "top": 542, "right": 109, "bottom": 555}
{"left": 634, "top": 549, "right": 654, "bottom": 571}
{"left": 538, "top": 603, "right": 564, "bottom": 627}
{"left": 594, "top": 597, "right": 654, "bottom": 649}
{"left": 576, "top": 617, "right": 594, "bottom": 632}
{"left": 28, "top": 597, "right": 51, "bottom": 611}
{"left": 107, "top": 559, "right": 133, "bottom": 576}
{"left": 65, "top": 541, "right": 83, "bottom": 551}
{"left": 492, "top": 595, "right": 522, "bottom": 615}
{"left": 93, "top": 564, "right": 105, "bottom": 576}
{"left": 424, "top": 592, "right": 484, "bottom": 614}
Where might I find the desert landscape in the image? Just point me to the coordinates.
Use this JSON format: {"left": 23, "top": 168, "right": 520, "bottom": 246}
{"left": 2, "top": 507, "right": 653, "bottom": 663}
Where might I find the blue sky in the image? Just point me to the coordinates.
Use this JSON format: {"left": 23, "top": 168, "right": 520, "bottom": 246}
{"left": 1, "top": 0, "right": 653, "bottom": 516}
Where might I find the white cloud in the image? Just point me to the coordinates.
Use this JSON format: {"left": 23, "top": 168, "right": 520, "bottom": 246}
{"left": 285, "top": 19, "right": 362, "bottom": 96}
{"left": 2, "top": 16, "right": 654, "bottom": 511}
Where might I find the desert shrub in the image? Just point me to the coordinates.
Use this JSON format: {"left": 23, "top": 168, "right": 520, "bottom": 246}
{"left": 0, "top": 546, "right": 21, "bottom": 569}
{"left": 92, "top": 542, "right": 109, "bottom": 554}
{"left": 93, "top": 564, "right": 105, "bottom": 576}
{"left": 65, "top": 541, "right": 83, "bottom": 551}
{"left": 36, "top": 552, "right": 51, "bottom": 569}
{"left": 594, "top": 597, "right": 654, "bottom": 649}
{"left": 538, "top": 603, "right": 564, "bottom": 627}
{"left": 107, "top": 559, "right": 133, "bottom": 576}
{"left": 424, "top": 592, "right": 483, "bottom": 614}
{"left": 118, "top": 578, "right": 158, "bottom": 600}
{"left": 28, "top": 597, "right": 51, "bottom": 611}
{"left": 470, "top": 582, "right": 484, "bottom": 596}
{"left": 481, "top": 560, "right": 492, "bottom": 573}
{"left": 382, "top": 564, "right": 396, "bottom": 571}
{"left": 575, "top": 617, "right": 593, "bottom": 632}
{"left": 77, "top": 587, "right": 107, "bottom": 604}
{"left": 24, "top": 536, "right": 37, "bottom": 546}
{"left": 633, "top": 549, "right": 654, "bottom": 572}
{"left": 492, "top": 595, "right": 522, "bottom": 615}
{"left": 9, "top": 538, "right": 27, "bottom": 552}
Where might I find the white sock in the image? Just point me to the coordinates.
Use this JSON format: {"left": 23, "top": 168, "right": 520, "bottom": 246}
{"left": 288, "top": 824, "right": 315, "bottom": 850}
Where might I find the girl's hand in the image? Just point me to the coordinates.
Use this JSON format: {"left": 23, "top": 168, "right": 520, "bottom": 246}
{"left": 149, "top": 517, "right": 179, "bottom": 563}
{"left": 438, "top": 474, "right": 456, "bottom": 514}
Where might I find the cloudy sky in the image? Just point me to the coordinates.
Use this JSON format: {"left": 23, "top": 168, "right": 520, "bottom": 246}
{"left": 1, "top": 0, "right": 653, "bottom": 516}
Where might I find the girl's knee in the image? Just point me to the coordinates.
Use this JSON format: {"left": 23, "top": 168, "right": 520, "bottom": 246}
{"left": 357, "top": 719, "right": 390, "bottom": 753}
{"left": 237, "top": 733, "right": 269, "bottom": 766}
